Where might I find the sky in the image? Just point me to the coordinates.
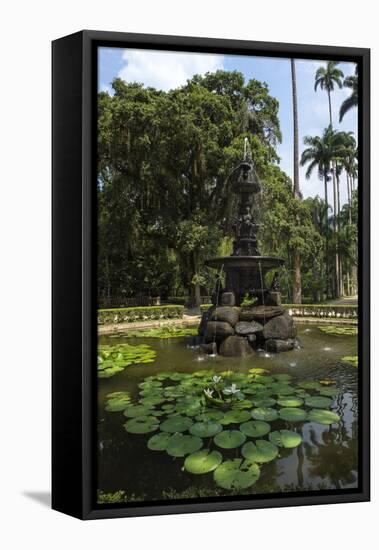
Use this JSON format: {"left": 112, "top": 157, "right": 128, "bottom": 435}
{"left": 98, "top": 47, "right": 357, "bottom": 208}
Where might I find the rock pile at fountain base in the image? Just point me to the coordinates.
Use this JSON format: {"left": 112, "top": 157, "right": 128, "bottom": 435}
{"left": 198, "top": 291, "right": 297, "bottom": 357}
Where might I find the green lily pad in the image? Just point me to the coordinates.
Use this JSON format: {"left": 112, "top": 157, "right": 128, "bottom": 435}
{"left": 319, "top": 325, "right": 357, "bottom": 336}
{"left": 297, "top": 381, "right": 323, "bottom": 390}
{"left": 213, "top": 459, "right": 260, "bottom": 490}
{"left": 147, "top": 432, "right": 172, "bottom": 451}
{"left": 123, "top": 416, "right": 159, "bottom": 434}
{"left": 318, "top": 387, "right": 339, "bottom": 397}
{"left": 251, "top": 407, "right": 278, "bottom": 422}
{"left": 139, "top": 396, "right": 166, "bottom": 406}
{"left": 213, "top": 430, "right": 246, "bottom": 449}
{"left": 166, "top": 433, "right": 203, "bottom": 457}
{"left": 308, "top": 409, "right": 340, "bottom": 425}
{"left": 279, "top": 408, "right": 308, "bottom": 422}
{"left": 273, "top": 374, "right": 292, "bottom": 382}
{"left": 277, "top": 397, "right": 304, "bottom": 407}
{"left": 241, "top": 440, "right": 279, "bottom": 463}
{"left": 305, "top": 396, "right": 333, "bottom": 408}
{"left": 98, "top": 343, "right": 156, "bottom": 377}
{"left": 248, "top": 368, "right": 269, "bottom": 375}
{"left": 123, "top": 404, "right": 155, "bottom": 418}
{"left": 269, "top": 429, "right": 302, "bottom": 448}
{"left": 184, "top": 449, "right": 222, "bottom": 474}
{"left": 239, "top": 420, "right": 271, "bottom": 438}
{"left": 160, "top": 415, "right": 193, "bottom": 433}
{"left": 105, "top": 395, "right": 131, "bottom": 412}
{"left": 98, "top": 366, "right": 124, "bottom": 378}
{"left": 195, "top": 409, "right": 224, "bottom": 422}
{"left": 271, "top": 384, "right": 294, "bottom": 395}
{"left": 342, "top": 355, "right": 358, "bottom": 367}
{"left": 221, "top": 410, "right": 251, "bottom": 425}
{"left": 252, "top": 397, "right": 276, "bottom": 407}
{"left": 189, "top": 421, "right": 223, "bottom": 438}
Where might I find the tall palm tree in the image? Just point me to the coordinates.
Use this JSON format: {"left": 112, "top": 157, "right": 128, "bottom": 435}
{"left": 291, "top": 59, "right": 301, "bottom": 304}
{"left": 300, "top": 126, "right": 345, "bottom": 298}
{"left": 314, "top": 61, "right": 344, "bottom": 296}
{"left": 339, "top": 66, "right": 358, "bottom": 122}
{"left": 314, "top": 61, "right": 344, "bottom": 126}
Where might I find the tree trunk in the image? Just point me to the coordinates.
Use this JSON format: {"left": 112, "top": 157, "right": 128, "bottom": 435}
{"left": 324, "top": 174, "right": 331, "bottom": 298}
{"left": 291, "top": 59, "right": 300, "bottom": 198}
{"left": 336, "top": 171, "right": 343, "bottom": 296}
{"left": 332, "top": 165, "right": 340, "bottom": 298}
{"left": 291, "top": 59, "right": 302, "bottom": 304}
{"left": 347, "top": 172, "right": 352, "bottom": 224}
{"left": 328, "top": 90, "right": 333, "bottom": 127}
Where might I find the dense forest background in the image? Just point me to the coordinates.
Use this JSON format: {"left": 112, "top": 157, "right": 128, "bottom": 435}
{"left": 97, "top": 69, "right": 358, "bottom": 306}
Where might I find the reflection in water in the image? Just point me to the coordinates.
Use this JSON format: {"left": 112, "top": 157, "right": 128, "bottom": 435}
{"left": 97, "top": 323, "right": 358, "bottom": 500}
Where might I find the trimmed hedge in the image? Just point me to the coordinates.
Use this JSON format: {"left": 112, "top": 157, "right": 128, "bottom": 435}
{"left": 98, "top": 305, "right": 184, "bottom": 325}
{"left": 200, "top": 303, "right": 357, "bottom": 319}
{"left": 285, "top": 304, "right": 357, "bottom": 319}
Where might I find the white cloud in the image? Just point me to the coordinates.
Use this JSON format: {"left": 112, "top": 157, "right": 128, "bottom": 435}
{"left": 118, "top": 49, "right": 224, "bottom": 91}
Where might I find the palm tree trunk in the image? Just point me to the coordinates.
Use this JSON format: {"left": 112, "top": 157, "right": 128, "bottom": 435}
{"left": 336, "top": 171, "right": 343, "bottom": 296}
{"left": 291, "top": 59, "right": 301, "bottom": 304}
{"left": 324, "top": 173, "right": 330, "bottom": 298}
{"left": 346, "top": 172, "right": 352, "bottom": 224}
{"left": 332, "top": 166, "right": 340, "bottom": 298}
{"left": 328, "top": 90, "right": 333, "bottom": 127}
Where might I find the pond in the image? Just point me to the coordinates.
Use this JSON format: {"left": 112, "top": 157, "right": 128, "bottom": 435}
{"left": 97, "top": 323, "right": 358, "bottom": 503}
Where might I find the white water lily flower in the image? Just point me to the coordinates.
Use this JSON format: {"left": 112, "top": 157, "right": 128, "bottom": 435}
{"left": 224, "top": 383, "right": 239, "bottom": 395}
{"left": 204, "top": 388, "right": 214, "bottom": 398}
{"left": 212, "top": 375, "right": 222, "bottom": 384}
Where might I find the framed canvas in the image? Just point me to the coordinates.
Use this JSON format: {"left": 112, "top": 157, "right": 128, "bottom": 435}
{"left": 52, "top": 30, "right": 370, "bottom": 520}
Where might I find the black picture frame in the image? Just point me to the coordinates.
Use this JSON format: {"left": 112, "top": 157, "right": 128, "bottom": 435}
{"left": 52, "top": 30, "right": 370, "bottom": 520}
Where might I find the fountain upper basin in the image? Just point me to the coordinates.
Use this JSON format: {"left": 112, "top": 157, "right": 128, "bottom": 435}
{"left": 205, "top": 256, "right": 285, "bottom": 270}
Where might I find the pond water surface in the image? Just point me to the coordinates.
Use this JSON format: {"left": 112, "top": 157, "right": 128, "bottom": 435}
{"left": 97, "top": 324, "right": 358, "bottom": 502}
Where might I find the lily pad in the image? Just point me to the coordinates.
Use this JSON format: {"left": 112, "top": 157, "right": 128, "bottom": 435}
{"left": 184, "top": 449, "right": 222, "bottom": 474}
{"left": 277, "top": 397, "right": 303, "bottom": 407}
{"left": 160, "top": 415, "right": 193, "bottom": 433}
{"left": 279, "top": 407, "right": 308, "bottom": 422}
{"left": 123, "top": 416, "right": 159, "bottom": 434}
{"left": 166, "top": 433, "right": 203, "bottom": 457}
{"left": 213, "top": 459, "right": 260, "bottom": 490}
{"left": 189, "top": 421, "right": 223, "bottom": 438}
{"left": 123, "top": 404, "right": 155, "bottom": 418}
{"left": 269, "top": 430, "right": 302, "bottom": 448}
{"left": 251, "top": 407, "right": 278, "bottom": 422}
{"left": 195, "top": 409, "right": 224, "bottom": 422}
{"left": 248, "top": 368, "right": 269, "bottom": 375}
{"left": 342, "top": 355, "right": 358, "bottom": 367}
{"left": 221, "top": 410, "right": 251, "bottom": 425}
{"left": 297, "top": 381, "right": 323, "bottom": 391}
{"left": 105, "top": 395, "right": 131, "bottom": 412}
{"left": 273, "top": 374, "right": 292, "bottom": 382}
{"left": 239, "top": 420, "right": 271, "bottom": 438}
{"left": 319, "top": 325, "right": 357, "bottom": 336}
{"left": 318, "top": 387, "right": 339, "bottom": 397}
{"left": 147, "top": 432, "right": 172, "bottom": 451}
{"left": 213, "top": 430, "right": 246, "bottom": 449}
{"left": 241, "top": 440, "right": 279, "bottom": 463}
{"left": 308, "top": 409, "right": 340, "bottom": 425}
{"left": 252, "top": 397, "right": 276, "bottom": 407}
{"left": 305, "top": 396, "right": 333, "bottom": 408}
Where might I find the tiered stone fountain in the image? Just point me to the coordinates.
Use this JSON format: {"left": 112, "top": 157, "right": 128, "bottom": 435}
{"left": 199, "top": 142, "right": 297, "bottom": 356}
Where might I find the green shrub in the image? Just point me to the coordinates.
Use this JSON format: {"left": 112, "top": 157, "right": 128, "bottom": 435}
{"left": 98, "top": 305, "right": 184, "bottom": 325}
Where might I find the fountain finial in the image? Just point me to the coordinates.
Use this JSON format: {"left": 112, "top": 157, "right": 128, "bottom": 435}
{"left": 243, "top": 137, "right": 252, "bottom": 163}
